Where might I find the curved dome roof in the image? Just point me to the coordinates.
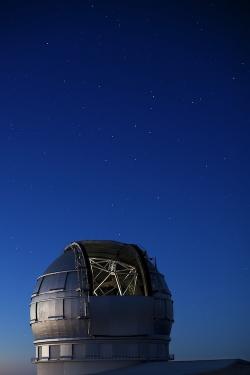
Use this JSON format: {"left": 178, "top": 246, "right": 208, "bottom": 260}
{"left": 45, "top": 240, "right": 147, "bottom": 272}
{"left": 43, "top": 240, "right": 154, "bottom": 296}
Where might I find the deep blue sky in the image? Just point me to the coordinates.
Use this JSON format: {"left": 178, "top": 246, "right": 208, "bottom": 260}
{"left": 0, "top": 1, "right": 250, "bottom": 372}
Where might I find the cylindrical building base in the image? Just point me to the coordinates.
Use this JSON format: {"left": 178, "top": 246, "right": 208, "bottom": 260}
{"left": 37, "top": 360, "right": 141, "bottom": 375}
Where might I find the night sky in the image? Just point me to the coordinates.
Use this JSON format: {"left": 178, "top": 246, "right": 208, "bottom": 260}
{"left": 0, "top": 1, "right": 250, "bottom": 373}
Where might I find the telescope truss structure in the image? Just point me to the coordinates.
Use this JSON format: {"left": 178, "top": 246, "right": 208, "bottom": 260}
{"left": 89, "top": 257, "right": 138, "bottom": 296}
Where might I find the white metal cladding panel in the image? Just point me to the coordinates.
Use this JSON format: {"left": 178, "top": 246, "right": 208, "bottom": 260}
{"left": 38, "top": 346, "right": 42, "bottom": 359}
{"left": 37, "top": 299, "right": 64, "bottom": 321}
{"left": 150, "top": 272, "right": 167, "bottom": 293}
{"left": 35, "top": 346, "right": 39, "bottom": 359}
{"left": 167, "top": 299, "right": 174, "bottom": 320}
{"left": 41, "top": 345, "right": 50, "bottom": 359}
{"left": 50, "top": 345, "right": 60, "bottom": 359}
{"left": 37, "top": 301, "right": 48, "bottom": 321}
{"left": 154, "top": 298, "right": 167, "bottom": 319}
{"left": 150, "top": 273, "right": 158, "bottom": 290}
{"left": 101, "top": 344, "right": 113, "bottom": 359}
{"left": 86, "top": 343, "right": 100, "bottom": 359}
{"left": 90, "top": 296, "right": 154, "bottom": 336}
{"left": 31, "top": 316, "right": 90, "bottom": 341}
{"left": 157, "top": 343, "right": 167, "bottom": 358}
{"left": 73, "top": 344, "right": 86, "bottom": 359}
{"left": 149, "top": 343, "right": 167, "bottom": 358}
{"left": 47, "top": 299, "right": 64, "bottom": 319}
{"left": 30, "top": 302, "right": 37, "bottom": 322}
{"left": 60, "top": 344, "right": 72, "bottom": 358}
{"left": 154, "top": 319, "right": 170, "bottom": 335}
{"left": 113, "top": 343, "right": 139, "bottom": 358}
{"left": 149, "top": 343, "right": 157, "bottom": 358}
{"left": 73, "top": 344, "right": 100, "bottom": 359}
{"left": 39, "top": 273, "right": 67, "bottom": 293}
{"left": 158, "top": 274, "right": 167, "bottom": 289}
{"left": 33, "top": 277, "right": 44, "bottom": 295}
{"left": 138, "top": 343, "right": 148, "bottom": 358}
{"left": 65, "top": 271, "right": 78, "bottom": 291}
{"left": 64, "top": 298, "right": 81, "bottom": 319}
{"left": 123, "top": 343, "right": 139, "bottom": 358}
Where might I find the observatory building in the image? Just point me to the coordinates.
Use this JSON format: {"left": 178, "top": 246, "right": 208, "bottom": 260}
{"left": 30, "top": 240, "right": 174, "bottom": 375}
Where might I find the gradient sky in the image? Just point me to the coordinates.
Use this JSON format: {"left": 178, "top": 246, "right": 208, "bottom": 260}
{"left": 0, "top": 1, "right": 250, "bottom": 372}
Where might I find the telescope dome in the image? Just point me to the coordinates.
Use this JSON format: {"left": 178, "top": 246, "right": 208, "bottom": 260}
{"left": 30, "top": 240, "right": 174, "bottom": 375}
